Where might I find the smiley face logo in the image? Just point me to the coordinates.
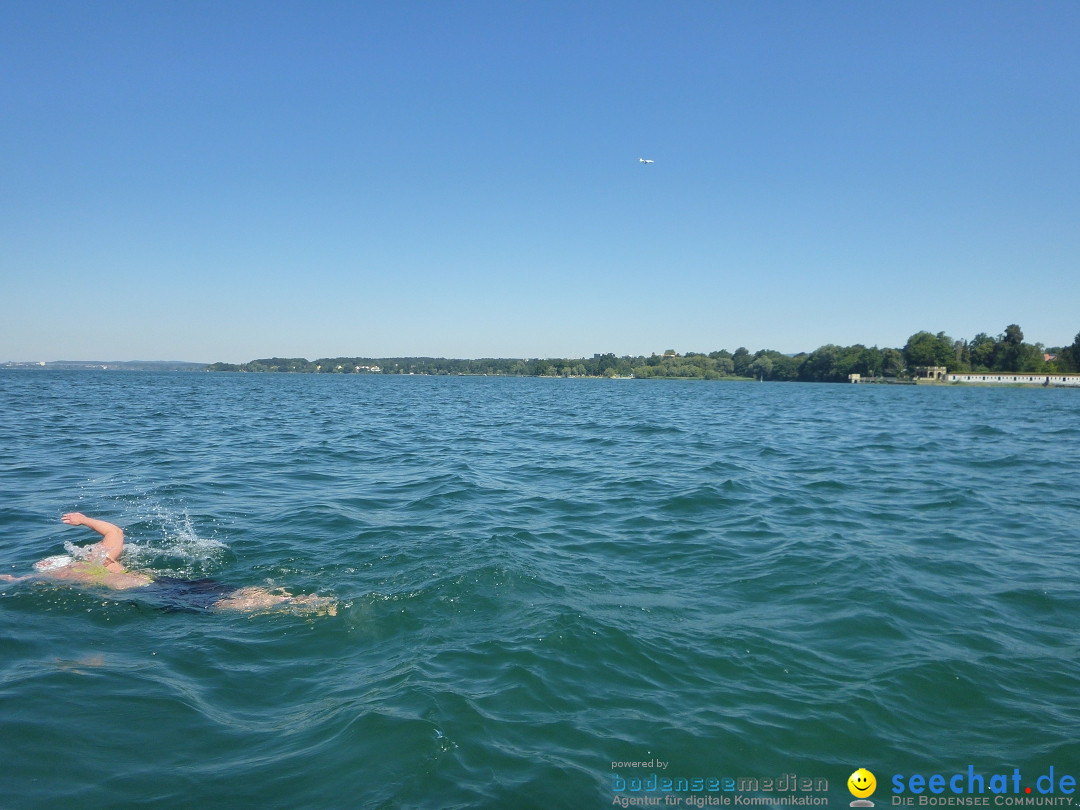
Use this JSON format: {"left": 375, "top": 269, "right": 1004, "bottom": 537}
{"left": 848, "top": 768, "right": 877, "bottom": 798}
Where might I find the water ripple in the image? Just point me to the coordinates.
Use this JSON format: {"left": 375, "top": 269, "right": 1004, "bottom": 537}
{"left": 1, "top": 373, "right": 1078, "bottom": 808}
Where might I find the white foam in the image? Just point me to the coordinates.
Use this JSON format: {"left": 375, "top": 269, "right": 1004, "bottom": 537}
{"left": 34, "top": 555, "right": 74, "bottom": 572}
{"left": 63, "top": 541, "right": 93, "bottom": 560}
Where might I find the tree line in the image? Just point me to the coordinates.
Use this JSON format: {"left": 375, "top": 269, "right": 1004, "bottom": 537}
{"left": 206, "top": 324, "right": 1080, "bottom": 382}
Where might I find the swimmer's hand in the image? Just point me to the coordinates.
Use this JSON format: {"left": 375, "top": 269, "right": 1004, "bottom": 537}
{"left": 61, "top": 512, "right": 89, "bottom": 526}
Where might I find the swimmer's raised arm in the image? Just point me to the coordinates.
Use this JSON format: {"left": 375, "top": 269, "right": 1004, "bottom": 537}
{"left": 62, "top": 513, "right": 124, "bottom": 570}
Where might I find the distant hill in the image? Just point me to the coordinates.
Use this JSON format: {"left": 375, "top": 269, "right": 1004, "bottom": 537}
{"left": 2, "top": 360, "right": 209, "bottom": 371}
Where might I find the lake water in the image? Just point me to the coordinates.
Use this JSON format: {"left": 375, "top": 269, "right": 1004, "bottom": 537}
{"left": 1, "top": 371, "right": 1078, "bottom": 809}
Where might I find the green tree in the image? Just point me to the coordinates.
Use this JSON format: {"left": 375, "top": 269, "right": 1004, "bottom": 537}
{"left": 992, "top": 324, "right": 1043, "bottom": 372}
{"left": 1063, "top": 332, "right": 1080, "bottom": 372}
{"left": 594, "top": 353, "right": 618, "bottom": 376}
{"left": 951, "top": 339, "right": 971, "bottom": 371}
{"left": 902, "top": 332, "right": 936, "bottom": 367}
{"left": 969, "top": 333, "right": 995, "bottom": 370}
{"left": 902, "top": 331, "right": 954, "bottom": 369}
{"left": 749, "top": 355, "right": 773, "bottom": 380}
{"left": 1015, "top": 343, "right": 1045, "bottom": 373}
{"left": 732, "top": 347, "right": 752, "bottom": 377}
{"left": 799, "top": 345, "right": 845, "bottom": 382}
{"left": 880, "top": 348, "right": 904, "bottom": 377}
{"left": 770, "top": 354, "right": 800, "bottom": 381}
{"left": 860, "top": 346, "right": 884, "bottom": 377}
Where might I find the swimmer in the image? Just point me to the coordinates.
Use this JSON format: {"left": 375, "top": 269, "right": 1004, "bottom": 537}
{"left": 1, "top": 513, "right": 336, "bottom": 615}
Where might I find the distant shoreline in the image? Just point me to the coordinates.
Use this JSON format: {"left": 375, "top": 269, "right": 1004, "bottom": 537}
{"left": 2, "top": 360, "right": 209, "bottom": 372}
{"left": 6, "top": 362, "right": 1079, "bottom": 387}
{"left": 5, "top": 324, "right": 1078, "bottom": 383}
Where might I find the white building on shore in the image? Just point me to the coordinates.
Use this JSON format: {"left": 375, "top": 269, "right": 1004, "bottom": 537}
{"left": 944, "top": 372, "right": 1080, "bottom": 386}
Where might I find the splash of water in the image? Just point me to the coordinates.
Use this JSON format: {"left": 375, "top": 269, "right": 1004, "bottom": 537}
{"left": 62, "top": 541, "right": 92, "bottom": 560}
{"left": 124, "top": 505, "right": 231, "bottom": 579}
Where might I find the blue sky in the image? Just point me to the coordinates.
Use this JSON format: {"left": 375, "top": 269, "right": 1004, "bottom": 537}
{"left": 2, "top": 1, "right": 1077, "bottom": 362}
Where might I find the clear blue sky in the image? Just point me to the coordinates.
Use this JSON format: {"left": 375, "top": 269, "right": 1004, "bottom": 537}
{"left": 2, "top": 1, "right": 1077, "bottom": 362}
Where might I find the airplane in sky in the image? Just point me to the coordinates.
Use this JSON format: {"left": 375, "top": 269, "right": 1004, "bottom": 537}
{"left": 639, "top": 158, "right": 654, "bottom": 164}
